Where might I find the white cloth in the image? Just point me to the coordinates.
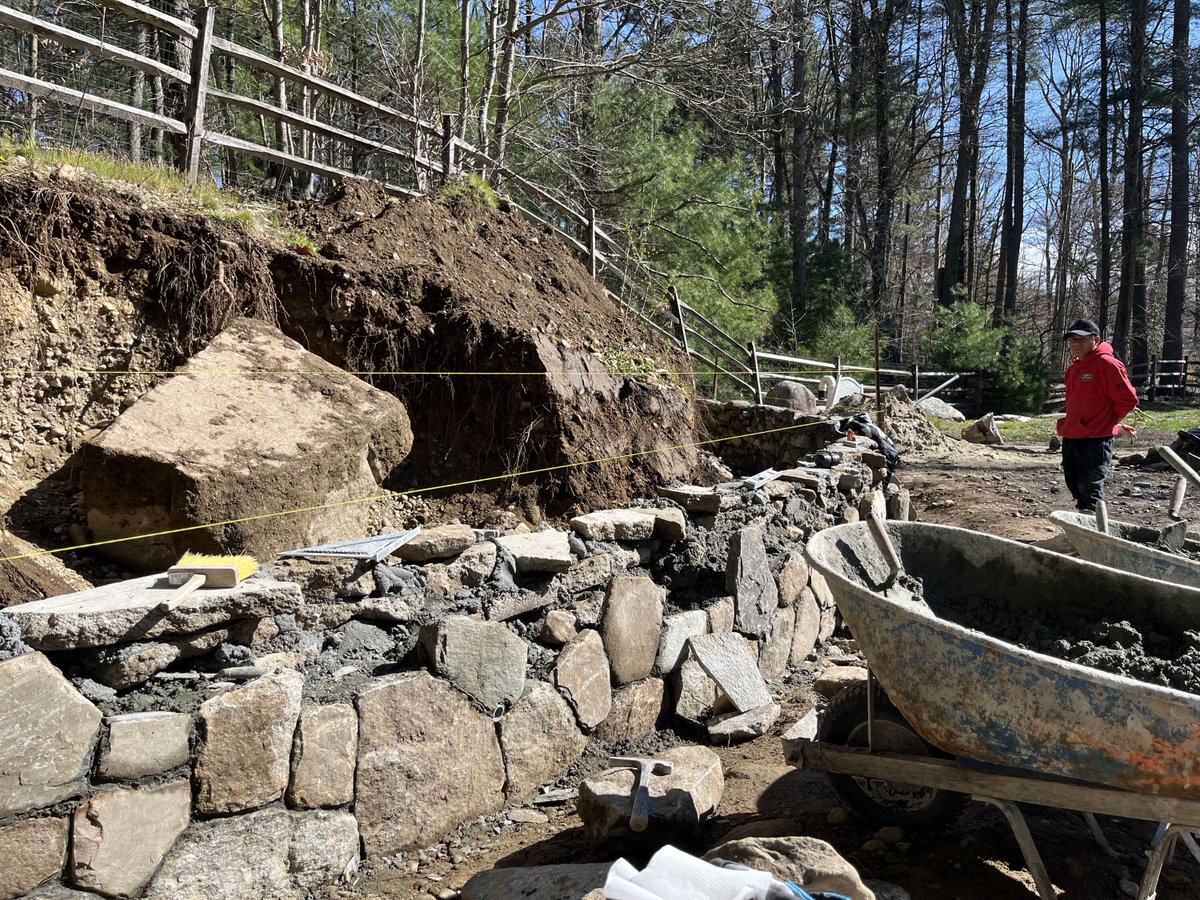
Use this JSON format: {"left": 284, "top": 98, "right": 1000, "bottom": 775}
{"left": 603, "top": 845, "right": 777, "bottom": 900}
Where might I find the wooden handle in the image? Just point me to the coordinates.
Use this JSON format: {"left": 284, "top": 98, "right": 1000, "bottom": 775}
{"left": 629, "top": 782, "right": 650, "bottom": 832}
{"left": 157, "top": 573, "right": 205, "bottom": 613}
{"left": 867, "top": 512, "right": 901, "bottom": 590}
{"left": 1170, "top": 476, "right": 1188, "bottom": 520}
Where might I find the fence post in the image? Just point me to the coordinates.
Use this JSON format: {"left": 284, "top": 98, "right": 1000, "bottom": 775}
{"left": 587, "top": 207, "right": 597, "bottom": 278}
{"left": 749, "top": 341, "right": 763, "bottom": 405}
{"left": 1185, "top": 356, "right": 1191, "bottom": 396}
{"left": 670, "top": 287, "right": 689, "bottom": 356}
{"left": 911, "top": 363, "right": 920, "bottom": 397}
{"left": 181, "top": 6, "right": 215, "bottom": 180}
{"left": 1149, "top": 357, "right": 1159, "bottom": 402}
{"left": 440, "top": 114, "right": 456, "bottom": 184}
{"left": 834, "top": 355, "right": 842, "bottom": 387}
{"left": 974, "top": 371, "right": 984, "bottom": 417}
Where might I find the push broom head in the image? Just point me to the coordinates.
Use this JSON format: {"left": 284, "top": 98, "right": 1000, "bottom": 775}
{"left": 166, "top": 552, "right": 259, "bottom": 589}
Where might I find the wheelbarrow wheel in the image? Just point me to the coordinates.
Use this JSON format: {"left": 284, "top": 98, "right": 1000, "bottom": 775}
{"left": 819, "top": 681, "right": 967, "bottom": 831}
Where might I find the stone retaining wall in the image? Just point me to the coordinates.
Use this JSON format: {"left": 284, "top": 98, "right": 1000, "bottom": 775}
{"left": 697, "top": 399, "right": 840, "bottom": 471}
{"left": 0, "top": 459, "right": 908, "bottom": 899}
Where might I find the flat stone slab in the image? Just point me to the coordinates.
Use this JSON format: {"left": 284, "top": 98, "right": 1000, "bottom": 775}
{"left": 195, "top": 670, "right": 303, "bottom": 815}
{"left": 759, "top": 606, "right": 795, "bottom": 681}
{"left": 82, "top": 617, "right": 264, "bottom": 688}
{"left": 602, "top": 576, "right": 664, "bottom": 685}
{"left": 72, "top": 780, "right": 191, "bottom": 897}
{"left": 726, "top": 526, "right": 777, "bottom": 639}
{"left": 144, "top": 807, "right": 359, "bottom": 900}
{"left": 496, "top": 531, "right": 575, "bottom": 574}
{"left": 79, "top": 318, "right": 413, "bottom": 571}
{"left": 655, "top": 610, "right": 708, "bottom": 675}
{"left": 791, "top": 587, "right": 821, "bottom": 667}
{"left": 672, "top": 657, "right": 718, "bottom": 721}
{"left": 461, "top": 863, "right": 608, "bottom": 900}
{"left": 396, "top": 524, "right": 476, "bottom": 562}
{"left": 570, "top": 509, "right": 657, "bottom": 541}
{"left": 0, "top": 652, "right": 101, "bottom": 817}
{"left": 656, "top": 484, "right": 722, "bottom": 514}
{"left": 687, "top": 633, "right": 772, "bottom": 713}
{"left": 7, "top": 575, "right": 301, "bottom": 650}
{"left": 814, "top": 665, "right": 867, "bottom": 698}
{"left": 577, "top": 745, "right": 723, "bottom": 842}
{"left": 592, "top": 677, "right": 663, "bottom": 743}
{"left": 0, "top": 816, "right": 68, "bottom": 900}
{"left": 499, "top": 680, "right": 587, "bottom": 800}
{"left": 708, "top": 702, "right": 780, "bottom": 744}
{"left": 99, "top": 711, "right": 192, "bottom": 780}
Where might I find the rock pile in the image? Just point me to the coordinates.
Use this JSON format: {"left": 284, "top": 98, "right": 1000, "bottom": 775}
{"left": 0, "top": 446, "right": 909, "bottom": 898}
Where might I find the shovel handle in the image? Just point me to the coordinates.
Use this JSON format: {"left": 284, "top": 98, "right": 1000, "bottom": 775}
{"left": 867, "top": 512, "right": 901, "bottom": 590}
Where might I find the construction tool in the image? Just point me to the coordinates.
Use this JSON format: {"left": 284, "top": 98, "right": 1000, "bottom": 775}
{"left": 867, "top": 512, "right": 902, "bottom": 591}
{"left": 1095, "top": 500, "right": 1109, "bottom": 537}
{"left": 608, "top": 756, "right": 673, "bottom": 832}
{"left": 1170, "top": 475, "right": 1188, "bottom": 520}
{"left": 157, "top": 552, "right": 258, "bottom": 613}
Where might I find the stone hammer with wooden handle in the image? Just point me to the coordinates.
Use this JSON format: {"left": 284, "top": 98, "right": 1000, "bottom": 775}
{"left": 608, "top": 756, "right": 673, "bottom": 832}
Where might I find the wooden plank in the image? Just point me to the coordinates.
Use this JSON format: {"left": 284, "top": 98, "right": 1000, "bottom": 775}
{"left": 96, "top": 0, "right": 197, "bottom": 38}
{"left": 0, "top": 5, "right": 189, "bottom": 84}
{"left": 203, "top": 131, "right": 420, "bottom": 196}
{"left": 0, "top": 66, "right": 184, "bottom": 133}
{"left": 208, "top": 36, "right": 441, "bottom": 141}
{"left": 684, "top": 325, "right": 752, "bottom": 375}
{"left": 753, "top": 350, "right": 836, "bottom": 370}
{"left": 794, "top": 742, "right": 1200, "bottom": 829}
{"left": 208, "top": 88, "right": 444, "bottom": 174}
{"left": 181, "top": 6, "right": 214, "bottom": 178}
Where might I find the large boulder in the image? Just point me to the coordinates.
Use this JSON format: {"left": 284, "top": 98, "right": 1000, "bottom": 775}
{"left": 764, "top": 381, "right": 819, "bottom": 414}
{"left": 287, "top": 704, "right": 358, "bottom": 809}
{"left": 98, "top": 711, "right": 192, "bottom": 780}
{"left": 78, "top": 318, "right": 413, "bottom": 570}
{"left": 499, "top": 680, "right": 588, "bottom": 800}
{"left": 420, "top": 615, "right": 527, "bottom": 711}
{"left": 0, "top": 653, "right": 101, "bottom": 817}
{"left": 601, "top": 576, "right": 664, "bottom": 685}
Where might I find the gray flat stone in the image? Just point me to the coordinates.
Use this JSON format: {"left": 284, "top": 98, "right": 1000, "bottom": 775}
{"left": 195, "top": 670, "right": 303, "bottom": 815}
{"left": 687, "top": 633, "right": 772, "bottom": 713}
{"left": 554, "top": 629, "right": 612, "bottom": 730}
{"left": 424, "top": 541, "right": 499, "bottom": 597}
{"left": 540, "top": 609, "right": 578, "bottom": 646}
{"left": 569, "top": 509, "right": 656, "bottom": 542}
{"left": 420, "top": 615, "right": 527, "bottom": 710}
{"left": 656, "top": 485, "right": 722, "bottom": 514}
{"left": 791, "top": 587, "right": 821, "bottom": 666}
{"left": 356, "top": 672, "right": 504, "bottom": 855}
{"left": 461, "top": 863, "right": 608, "bottom": 900}
{"left": 781, "top": 711, "right": 820, "bottom": 765}
{"left": 144, "top": 807, "right": 359, "bottom": 900}
{"left": 553, "top": 554, "right": 613, "bottom": 595}
{"left": 655, "top": 610, "right": 708, "bottom": 675}
{"left": 395, "top": 524, "right": 476, "bottom": 562}
{"left": 0, "top": 817, "right": 68, "bottom": 900}
{"left": 702, "top": 836, "right": 875, "bottom": 900}
{"left": 672, "top": 657, "right": 718, "bottom": 721}
{"left": 99, "top": 711, "right": 191, "bottom": 780}
{"left": 601, "top": 576, "right": 664, "bottom": 686}
{"left": 7, "top": 575, "right": 302, "bottom": 651}
{"left": 82, "top": 618, "right": 264, "bottom": 689}
{"left": 759, "top": 606, "right": 795, "bottom": 681}
{"left": 708, "top": 702, "right": 780, "bottom": 744}
{"left": 72, "top": 780, "right": 191, "bottom": 897}
{"left": 592, "top": 677, "right": 663, "bottom": 743}
{"left": 578, "top": 745, "right": 723, "bottom": 842}
{"left": 496, "top": 531, "right": 575, "bottom": 574}
{"left": 287, "top": 704, "right": 357, "bottom": 809}
{"left": 0, "top": 653, "right": 101, "bottom": 817}
{"left": 499, "top": 680, "right": 587, "bottom": 800}
{"left": 725, "top": 527, "right": 777, "bottom": 639}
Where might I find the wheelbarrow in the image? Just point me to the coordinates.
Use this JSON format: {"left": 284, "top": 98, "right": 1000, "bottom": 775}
{"left": 791, "top": 517, "right": 1200, "bottom": 900}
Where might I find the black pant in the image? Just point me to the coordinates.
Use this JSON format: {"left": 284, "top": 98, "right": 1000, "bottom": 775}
{"left": 1062, "top": 437, "right": 1115, "bottom": 511}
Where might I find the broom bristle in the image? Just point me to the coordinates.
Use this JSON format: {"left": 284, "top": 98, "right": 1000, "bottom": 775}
{"left": 174, "top": 552, "right": 258, "bottom": 580}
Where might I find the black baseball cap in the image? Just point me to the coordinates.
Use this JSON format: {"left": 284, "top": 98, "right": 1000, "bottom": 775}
{"left": 1063, "top": 319, "right": 1100, "bottom": 340}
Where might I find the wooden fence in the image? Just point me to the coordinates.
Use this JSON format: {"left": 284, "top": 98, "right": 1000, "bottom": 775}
{"left": 1, "top": 0, "right": 982, "bottom": 414}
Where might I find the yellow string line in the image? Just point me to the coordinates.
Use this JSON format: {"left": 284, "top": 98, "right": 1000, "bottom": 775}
{"left": 0, "top": 419, "right": 827, "bottom": 564}
{"left": 0, "top": 369, "right": 839, "bottom": 378}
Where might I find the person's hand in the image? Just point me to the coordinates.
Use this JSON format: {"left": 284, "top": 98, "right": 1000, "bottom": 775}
{"left": 1117, "top": 423, "right": 1137, "bottom": 438}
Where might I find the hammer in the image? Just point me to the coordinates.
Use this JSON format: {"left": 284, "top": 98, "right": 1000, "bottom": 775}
{"left": 608, "top": 756, "right": 673, "bottom": 832}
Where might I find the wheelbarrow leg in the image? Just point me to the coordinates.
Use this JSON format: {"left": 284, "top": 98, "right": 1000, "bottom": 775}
{"left": 1137, "top": 823, "right": 1184, "bottom": 900}
{"left": 974, "top": 796, "right": 1056, "bottom": 900}
{"left": 1082, "top": 811, "right": 1118, "bottom": 858}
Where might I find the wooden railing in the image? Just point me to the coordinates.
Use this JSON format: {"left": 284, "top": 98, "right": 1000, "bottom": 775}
{"left": 1, "top": 0, "right": 981, "bottom": 414}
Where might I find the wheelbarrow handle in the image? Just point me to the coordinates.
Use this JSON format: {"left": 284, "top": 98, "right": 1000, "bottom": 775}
{"left": 867, "top": 512, "right": 901, "bottom": 590}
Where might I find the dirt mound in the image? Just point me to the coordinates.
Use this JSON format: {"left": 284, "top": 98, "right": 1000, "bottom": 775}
{"left": 0, "top": 163, "right": 697, "bottom": 584}
{"left": 830, "top": 386, "right": 956, "bottom": 457}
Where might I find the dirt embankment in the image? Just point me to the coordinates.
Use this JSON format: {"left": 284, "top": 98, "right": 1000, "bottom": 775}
{"left": 0, "top": 164, "right": 699, "bottom": 597}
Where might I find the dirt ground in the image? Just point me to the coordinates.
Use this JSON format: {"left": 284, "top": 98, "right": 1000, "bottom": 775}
{"left": 344, "top": 428, "right": 1200, "bottom": 900}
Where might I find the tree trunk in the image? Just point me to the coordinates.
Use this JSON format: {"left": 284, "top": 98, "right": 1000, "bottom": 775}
{"left": 1115, "top": 0, "right": 1147, "bottom": 368}
{"left": 458, "top": 0, "right": 471, "bottom": 141}
{"left": 478, "top": 0, "right": 499, "bottom": 156}
{"left": 1097, "top": 0, "right": 1112, "bottom": 333}
{"left": 1163, "top": 0, "right": 1189, "bottom": 367}
{"left": 790, "top": 0, "right": 809, "bottom": 322}
{"left": 413, "top": 0, "right": 428, "bottom": 189}
{"left": 493, "top": 0, "right": 520, "bottom": 167}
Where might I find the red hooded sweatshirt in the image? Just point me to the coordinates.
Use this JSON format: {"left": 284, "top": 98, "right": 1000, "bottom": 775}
{"left": 1056, "top": 341, "right": 1139, "bottom": 439}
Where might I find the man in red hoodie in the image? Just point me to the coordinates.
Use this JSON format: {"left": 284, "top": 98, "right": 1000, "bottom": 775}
{"left": 1057, "top": 319, "right": 1139, "bottom": 511}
